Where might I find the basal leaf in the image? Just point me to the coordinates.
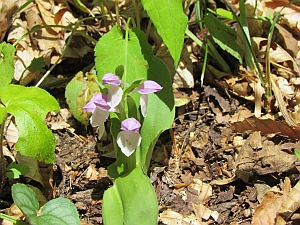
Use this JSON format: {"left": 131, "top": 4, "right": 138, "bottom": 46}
{"left": 204, "top": 13, "right": 243, "bottom": 64}
{"left": 103, "top": 167, "right": 158, "bottom": 225}
{"left": 65, "top": 71, "right": 100, "bottom": 125}
{"left": 0, "top": 85, "right": 59, "bottom": 119}
{"left": 106, "top": 29, "right": 174, "bottom": 177}
{"left": 141, "top": 0, "right": 188, "bottom": 67}
{"left": 0, "top": 85, "right": 59, "bottom": 163}
{"left": 95, "top": 25, "right": 148, "bottom": 83}
{"left": 0, "top": 42, "right": 15, "bottom": 90}
{"left": 37, "top": 197, "right": 80, "bottom": 225}
{"left": 12, "top": 183, "right": 39, "bottom": 219}
{"left": 139, "top": 56, "right": 175, "bottom": 171}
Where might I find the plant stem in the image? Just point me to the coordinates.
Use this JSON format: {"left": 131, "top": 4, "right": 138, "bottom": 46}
{"left": 0, "top": 212, "right": 28, "bottom": 224}
{"left": 0, "top": 113, "right": 7, "bottom": 196}
{"left": 131, "top": 0, "right": 140, "bottom": 29}
{"left": 265, "top": 12, "right": 281, "bottom": 97}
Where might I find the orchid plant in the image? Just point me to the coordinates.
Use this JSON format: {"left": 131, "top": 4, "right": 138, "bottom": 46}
{"left": 65, "top": 0, "right": 188, "bottom": 223}
{"left": 65, "top": 25, "right": 176, "bottom": 224}
{"left": 83, "top": 73, "right": 162, "bottom": 157}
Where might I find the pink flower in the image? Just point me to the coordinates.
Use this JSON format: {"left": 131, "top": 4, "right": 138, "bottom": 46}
{"left": 83, "top": 94, "right": 110, "bottom": 138}
{"left": 137, "top": 80, "right": 162, "bottom": 117}
{"left": 117, "top": 118, "right": 141, "bottom": 157}
{"left": 102, "top": 73, "right": 123, "bottom": 108}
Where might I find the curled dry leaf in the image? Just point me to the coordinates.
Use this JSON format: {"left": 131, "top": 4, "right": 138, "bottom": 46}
{"left": 231, "top": 118, "right": 300, "bottom": 140}
{"left": 253, "top": 37, "right": 300, "bottom": 76}
{"left": 193, "top": 204, "right": 219, "bottom": 222}
{"left": 276, "top": 179, "right": 300, "bottom": 224}
{"left": 190, "top": 179, "right": 212, "bottom": 204}
{"left": 262, "top": 0, "right": 300, "bottom": 33}
{"left": 252, "top": 178, "right": 291, "bottom": 225}
{"left": 159, "top": 209, "right": 202, "bottom": 225}
{"left": 234, "top": 132, "right": 298, "bottom": 181}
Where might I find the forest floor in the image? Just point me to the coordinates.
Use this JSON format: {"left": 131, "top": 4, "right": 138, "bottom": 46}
{"left": 1, "top": 0, "right": 300, "bottom": 224}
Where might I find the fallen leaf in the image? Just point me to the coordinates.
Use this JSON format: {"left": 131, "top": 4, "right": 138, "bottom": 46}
{"left": 231, "top": 118, "right": 300, "bottom": 140}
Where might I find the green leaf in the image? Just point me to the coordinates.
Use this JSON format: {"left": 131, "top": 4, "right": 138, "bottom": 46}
{"left": 65, "top": 71, "right": 100, "bottom": 125}
{"left": 105, "top": 29, "right": 174, "bottom": 176}
{"left": 95, "top": 25, "right": 148, "bottom": 83}
{"left": 36, "top": 197, "right": 80, "bottom": 225}
{"left": 141, "top": 0, "right": 188, "bottom": 67}
{"left": 27, "top": 57, "right": 46, "bottom": 73}
{"left": 6, "top": 162, "right": 30, "bottom": 179}
{"left": 0, "top": 42, "right": 15, "bottom": 90}
{"left": 139, "top": 56, "right": 175, "bottom": 171}
{"left": 12, "top": 183, "right": 39, "bottom": 219}
{"left": 0, "top": 85, "right": 59, "bottom": 163}
{"left": 12, "top": 184, "right": 80, "bottom": 225}
{"left": 103, "top": 167, "right": 158, "bottom": 225}
{"left": 0, "top": 105, "right": 6, "bottom": 124}
{"left": 204, "top": 13, "right": 243, "bottom": 64}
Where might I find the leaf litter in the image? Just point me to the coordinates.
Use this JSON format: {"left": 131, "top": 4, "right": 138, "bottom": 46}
{"left": 1, "top": 0, "right": 300, "bottom": 224}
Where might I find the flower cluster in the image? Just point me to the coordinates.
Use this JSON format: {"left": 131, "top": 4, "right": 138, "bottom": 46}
{"left": 83, "top": 73, "right": 162, "bottom": 157}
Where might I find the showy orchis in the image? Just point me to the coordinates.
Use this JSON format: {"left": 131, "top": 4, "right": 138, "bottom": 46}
{"left": 83, "top": 73, "right": 162, "bottom": 156}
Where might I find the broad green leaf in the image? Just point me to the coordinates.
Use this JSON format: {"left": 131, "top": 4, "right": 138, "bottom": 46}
{"left": 12, "top": 183, "right": 39, "bottom": 219}
{"left": 0, "top": 42, "right": 15, "bottom": 90}
{"left": 103, "top": 167, "right": 158, "bottom": 225}
{"left": 204, "top": 13, "right": 243, "bottom": 64}
{"left": 65, "top": 71, "right": 100, "bottom": 125}
{"left": 36, "top": 197, "right": 80, "bottom": 225}
{"left": 0, "top": 85, "right": 59, "bottom": 119}
{"left": 6, "top": 162, "right": 30, "bottom": 179}
{"left": 141, "top": 0, "right": 188, "bottom": 67}
{"left": 95, "top": 25, "right": 148, "bottom": 83}
{"left": 12, "top": 184, "right": 80, "bottom": 225}
{"left": 139, "top": 56, "right": 175, "bottom": 171}
{"left": 0, "top": 85, "right": 59, "bottom": 163}
{"left": 106, "top": 29, "right": 174, "bottom": 176}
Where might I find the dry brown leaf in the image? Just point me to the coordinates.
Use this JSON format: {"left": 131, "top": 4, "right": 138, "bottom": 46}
{"left": 276, "top": 179, "right": 300, "bottom": 224}
{"left": 0, "top": 0, "right": 18, "bottom": 42}
{"left": 86, "top": 164, "right": 99, "bottom": 181}
{"left": 190, "top": 179, "right": 212, "bottom": 204}
{"left": 157, "top": 45, "right": 194, "bottom": 88}
{"left": 262, "top": 0, "right": 300, "bottom": 33}
{"left": 253, "top": 37, "right": 300, "bottom": 76}
{"left": 231, "top": 118, "right": 300, "bottom": 140}
{"left": 235, "top": 133, "right": 298, "bottom": 178}
{"left": 229, "top": 107, "right": 253, "bottom": 123}
{"left": 193, "top": 204, "right": 219, "bottom": 222}
{"left": 252, "top": 178, "right": 291, "bottom": 225}
{"left": 159, "top": 209, "right": 202, "bottom": 225}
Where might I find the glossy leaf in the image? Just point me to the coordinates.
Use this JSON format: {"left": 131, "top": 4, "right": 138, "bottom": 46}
{"left": 94, "top": 25, "right": 148, "bottom": 83}
{"left": 102, "top": 167, "right": 158, "bottom": 225}
{"left": 0, "top": 42, "right": 15, "bottom": 90}
{"left": 141, "top": 0, "right": 188, "bottom": 67}
{"left": 65, "top": 71, "right": 100, "bottom": 125}
{"left": 0, "top": 85, "right": 59, "bottom": 163}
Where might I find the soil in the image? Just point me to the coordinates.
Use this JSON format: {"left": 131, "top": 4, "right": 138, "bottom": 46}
{"left": 46, "top": 81, "right": 300, "bottom": 224}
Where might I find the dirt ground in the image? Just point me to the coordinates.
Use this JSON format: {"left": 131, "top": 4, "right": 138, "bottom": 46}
{"left": 49, "top": 78, "right": 300, "bottom": 224}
